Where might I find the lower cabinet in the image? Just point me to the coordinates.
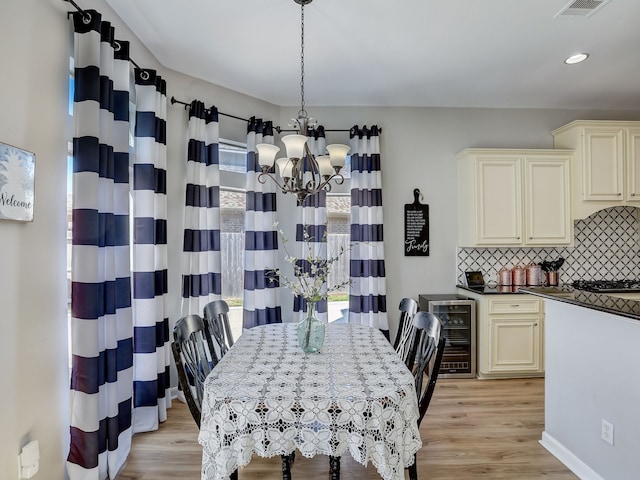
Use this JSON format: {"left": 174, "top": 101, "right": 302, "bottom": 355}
{"left": 458, "top": 290, "right": 544, "bottom": 378}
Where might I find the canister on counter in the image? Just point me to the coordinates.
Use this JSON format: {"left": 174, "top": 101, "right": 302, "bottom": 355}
{"left": 512, "top": 264, "right": 526, "bottom": 286}
{"left": 526, "top": 262, "right": 542, "bottom": 286}
{"left": 498, "top": 267, "right": 512, "bottom": 285}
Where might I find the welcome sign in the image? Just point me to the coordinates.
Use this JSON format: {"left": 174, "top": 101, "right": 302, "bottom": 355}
{"left": 0, "top": 142, "right": 35, "bottom": 222}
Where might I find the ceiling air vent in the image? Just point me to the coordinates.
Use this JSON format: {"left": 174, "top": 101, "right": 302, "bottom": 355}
{"left": 555, "top": 0, "right": 610, "bottom": 18}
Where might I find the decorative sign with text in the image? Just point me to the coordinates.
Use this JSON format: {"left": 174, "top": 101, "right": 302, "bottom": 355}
{"left": 404, "top": 188, "right": 429, "bottom": 256}
{"left": 0, "top": 142, "right": 35, "bottom": 222}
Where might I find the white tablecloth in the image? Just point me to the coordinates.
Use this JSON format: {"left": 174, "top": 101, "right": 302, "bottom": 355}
{"left": 198, "top": 323, "right": 422, "bottom": 480}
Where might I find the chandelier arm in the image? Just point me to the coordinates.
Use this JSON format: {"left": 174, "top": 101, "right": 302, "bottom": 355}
{"left": 316, "top": 171, "right": 344, "bottom": 192}
{"left": 291, "top": 158, "right": 305, "bottom": 194}
{"left": 303, "top": 141, "right": 320, "bottom": 189}
{"left": 258, "top": 171, "right": 289, "bottom": 193}
{"left": 332, "top": 172, "right": 345, "bottom": 185}
{"left": 321, "top": 180, "right": 333, "bottom": 194}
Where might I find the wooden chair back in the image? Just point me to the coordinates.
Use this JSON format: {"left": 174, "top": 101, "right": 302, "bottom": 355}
{"left": 393, "top": 297, "right": 419, "bottom": 368}
{"left": 203, "top": 299, "right": 234, "bottom": 359}
{"left": 411, "top": 311, "right": 446, "bottom": 426}
{"left": 171, "top": 314, "right": 220, "bottom": 427}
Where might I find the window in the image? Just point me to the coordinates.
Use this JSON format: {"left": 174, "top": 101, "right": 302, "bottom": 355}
{"left": 326, "top": 194, "right": 350, "bottom": 323}
{"left": 67, "top": 58, "right": 74, "bottom": 368}
{"left": 219, "top": 139, "right": 247, "bottom": 173}
{"left": 219, "top": 140, "right": 248, "bottom": 339}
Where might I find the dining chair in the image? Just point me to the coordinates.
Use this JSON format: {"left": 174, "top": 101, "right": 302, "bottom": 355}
{"left": 328, "top": 312, "right": 445, "bottom": 480}
{"left": 393, "top": 297, "right": 419, "bottom": 368}
{"left": 171, "top": 314, "right": 221, "bottom": 428}
{"left": 176, "top": 311, "right": 294, "bottom": 480}
{"left": 203, "top": 299, "right": 235, "bottom": 359}
{"left": 407, "top": 311, "right": 446, "bottom": 480}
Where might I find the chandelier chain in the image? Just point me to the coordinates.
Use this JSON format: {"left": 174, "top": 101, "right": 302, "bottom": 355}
{"left": 299, "top": 2, "right": 306, "bottom": 119}
{"left": 255, "top": 0, "right": 348, "bottom": 205}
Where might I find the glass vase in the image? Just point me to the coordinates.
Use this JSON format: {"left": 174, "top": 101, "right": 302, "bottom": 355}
{"left": 296, "top": 301, "right": 325, "bottom": 353}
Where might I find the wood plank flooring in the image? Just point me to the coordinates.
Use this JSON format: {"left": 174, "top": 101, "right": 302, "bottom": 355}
{"left": 117, "top": 377, "right": 576, "bottom": 479}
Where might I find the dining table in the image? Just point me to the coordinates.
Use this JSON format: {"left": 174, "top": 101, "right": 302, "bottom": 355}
{"left": 198, "top": 322, "right": 423, "bottom": 480}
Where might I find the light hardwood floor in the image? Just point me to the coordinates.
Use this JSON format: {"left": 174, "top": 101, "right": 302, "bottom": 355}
{"left": 118, "top": 377, "right": 576, "bottom": 479}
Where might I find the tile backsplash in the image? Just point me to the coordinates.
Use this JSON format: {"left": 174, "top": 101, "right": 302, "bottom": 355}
{"left": 456, "top": 206, "right": 640, "bottom": 286}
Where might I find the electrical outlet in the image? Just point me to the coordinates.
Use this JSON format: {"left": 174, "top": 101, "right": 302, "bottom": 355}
{"left": 601, "top": 419, "right": 614, "bottom": 446}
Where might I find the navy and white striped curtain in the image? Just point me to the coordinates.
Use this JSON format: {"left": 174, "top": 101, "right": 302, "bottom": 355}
{"left": 131, "top": 69, "right": 171, "bottom": 432}
{"left": 349, "top": 125, "right": 389, "bottom": 336}
{"left": 243, "top": 118, "right": 282, "bottom": 328}
{"left": 181, "top": 101, "right": 222, "bottom": 315}
{"left": 293, "top": 127, "right": 328, "bottom": 322}
{"left": 69, "top": 10, "right": 134, "bottom": 479}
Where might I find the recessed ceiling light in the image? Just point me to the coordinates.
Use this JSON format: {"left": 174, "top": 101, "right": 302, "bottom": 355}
{"left": 564, "top": 53, "right": 589, "bottom": 65}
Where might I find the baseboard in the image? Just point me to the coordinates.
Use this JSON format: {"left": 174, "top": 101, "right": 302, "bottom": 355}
{"left": 539, "top": 431, "right": 605, "bottom": 480}
{"left": 170, "top": 386, "right": 180, "bottom": 400}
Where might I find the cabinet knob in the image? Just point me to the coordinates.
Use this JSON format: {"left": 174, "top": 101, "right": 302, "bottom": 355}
{"left": 534, "top": 323, "right": 538, "bottom": 326}
{"left": 632, "top": 193, "right": 636, "bottom": 197}
{"left": 618, "top": 193, "right": 622, "bottom": 196}
{"left": 510, "top": 304, "right": 520, "bottom": 307}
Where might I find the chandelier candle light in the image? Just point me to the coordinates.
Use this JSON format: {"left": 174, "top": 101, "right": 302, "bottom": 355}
{"left": 255, "top": 0, "right": 350, "bottom": 205}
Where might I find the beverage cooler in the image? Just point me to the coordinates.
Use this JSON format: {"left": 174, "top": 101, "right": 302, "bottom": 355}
{"left": 418, "top": 294, "right": 476, "bottom": 378}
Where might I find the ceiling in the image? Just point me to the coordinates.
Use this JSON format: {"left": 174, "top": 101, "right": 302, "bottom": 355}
{"left": 105, "top": 0, "right": 640, "bottom": 110}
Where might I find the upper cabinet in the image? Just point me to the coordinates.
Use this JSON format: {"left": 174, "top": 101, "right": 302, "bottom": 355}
{"left": 458, "top": 149, "right": 573, "bottom": 247}
{"left": 552, "top": 120, "right": 640, "bottom": 218}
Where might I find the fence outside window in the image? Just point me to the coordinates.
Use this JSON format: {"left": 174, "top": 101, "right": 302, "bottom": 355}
{"left": 221, "top": 233, "right": 350, "bottom": 302}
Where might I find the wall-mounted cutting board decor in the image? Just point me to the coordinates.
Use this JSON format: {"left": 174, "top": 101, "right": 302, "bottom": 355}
{"left": 404, "top": 188, "right": 429, "bottom": 256}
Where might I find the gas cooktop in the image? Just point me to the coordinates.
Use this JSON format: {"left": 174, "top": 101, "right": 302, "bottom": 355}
{"left": 572, "top": 280, "right": 640, "bottom": 293}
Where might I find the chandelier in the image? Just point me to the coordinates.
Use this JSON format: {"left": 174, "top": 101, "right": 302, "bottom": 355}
{"left": 255, "top": 0, "right": 350, "bottom": 205}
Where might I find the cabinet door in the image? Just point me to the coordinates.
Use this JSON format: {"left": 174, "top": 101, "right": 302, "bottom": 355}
{"left": 582, "top": 127, "right": 624, "bottom": 200}
{"left": 524, "top": 156, "right": 572, "bottom": 244}
{"left": 475, "top": 157, "right": 522, "bottom": 245}
{"left": 489, "top": 316, "right": 542, "bottom": 373}
{"left": 627, "top": 127, "right": 640, "bottom": 203}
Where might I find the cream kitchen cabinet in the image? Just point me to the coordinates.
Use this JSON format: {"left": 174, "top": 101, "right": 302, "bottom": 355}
{"left": 551, "top": 120, "right": 640, "bottom": 218}
{"left": 458, "top": 289, "right": 544, "bottom": 379}
{"left": 457, "top": 149, "right": 573, "bottom": 247}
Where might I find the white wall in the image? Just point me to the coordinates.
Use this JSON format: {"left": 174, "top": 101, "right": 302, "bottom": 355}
{"left": 2, "top": 1, "right": 640, "bottom": 478}
{"left": 542, "top": 300, "right": 640, "bottom": 479}
{"left": 0, "top": 1, "right": 74, "bottom": 478}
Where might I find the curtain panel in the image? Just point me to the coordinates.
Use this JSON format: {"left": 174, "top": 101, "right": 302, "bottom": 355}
{"left": 181, "top": 101, "right": 222, "bottom": 315}
{"left": 293, "top": 126, "right": 328, "bottom": 322}
{"left": 243, "top": 117, "right": 282, "bottom": 328}
{"left": 131, "top": 69, "right": 171, "bottom": 432}
{"left": 68, "top": 10, "right": 134, "bottom": 479}
{"left": 349, "top": 125, "right": 389, "bottom": 336}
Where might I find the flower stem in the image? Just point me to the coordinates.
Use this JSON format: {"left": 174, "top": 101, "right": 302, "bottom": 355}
{"left": 304, "top": 302, "right": 315, "bottom": 349}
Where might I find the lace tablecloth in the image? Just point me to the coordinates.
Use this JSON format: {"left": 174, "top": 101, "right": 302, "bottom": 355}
{"left": 198, "top": 323, "right": 422, "bottom": 480}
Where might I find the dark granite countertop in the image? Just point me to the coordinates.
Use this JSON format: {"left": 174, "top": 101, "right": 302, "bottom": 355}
{"left": 520, "top": 286, "right": 640, "bottom": 322}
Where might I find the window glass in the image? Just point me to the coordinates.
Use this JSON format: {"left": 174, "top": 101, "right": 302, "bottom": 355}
{"left": 326, "top": 194, "right": 350, "bottom": 323}
{"left": 219, "top": 139, "right": 247, "bottom": 173}
{"left": 67, "top": 58, "right": 74, "bottom": 368}
{"left": 219, "top": 139, "right": 248, "bottom": 339}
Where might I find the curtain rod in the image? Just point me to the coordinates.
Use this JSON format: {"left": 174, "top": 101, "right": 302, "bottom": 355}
{"left": 170, "top": 97, "right": 249, "bottom": 123}
{"left": 64, "top": 0, "right": 146, "bottom": 73}
{"left": 170, "top": 96, "right": 362, "bottom": 133}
